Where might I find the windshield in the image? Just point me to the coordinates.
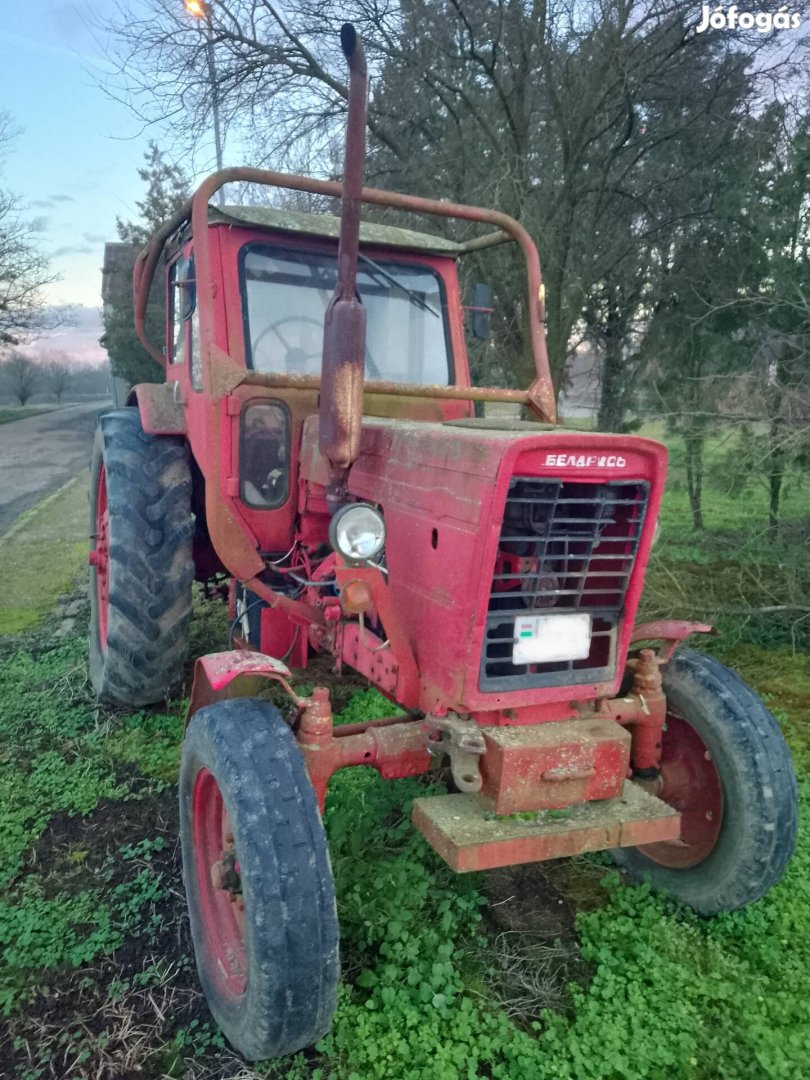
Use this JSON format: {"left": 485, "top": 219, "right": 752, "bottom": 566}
{"left": 241, "top": 245, "right": 452, "bottom": 384}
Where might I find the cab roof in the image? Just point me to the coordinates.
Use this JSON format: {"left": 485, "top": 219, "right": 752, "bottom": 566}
{"left": 209, "top": 204, "right": 464, "bottom": 257}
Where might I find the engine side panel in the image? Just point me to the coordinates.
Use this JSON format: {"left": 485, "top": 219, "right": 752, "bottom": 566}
{"left": 302, "top": 417, "right": 667, "bottom": 715}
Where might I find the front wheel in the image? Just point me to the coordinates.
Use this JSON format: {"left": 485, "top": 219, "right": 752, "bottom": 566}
{"left": 614, "top": 649, "right": 798, "bottom": 914}
{"left": 180, "top": 698, "right": 339, "bottom": 1060}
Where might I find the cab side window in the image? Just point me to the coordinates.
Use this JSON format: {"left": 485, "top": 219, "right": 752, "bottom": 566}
{"left": 240, "top": 402, "right": 290, "bottom": 509}
{"left": 169, "top": 257, "right": 196, "bottom": 370}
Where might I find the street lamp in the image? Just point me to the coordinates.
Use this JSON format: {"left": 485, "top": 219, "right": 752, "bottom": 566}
{"left": 185, "top": 0, "right": 225, "bottom": 206}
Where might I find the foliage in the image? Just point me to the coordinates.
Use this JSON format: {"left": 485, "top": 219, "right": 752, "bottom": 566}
{"left": 100, "top": 2, "right": 808, "bottom": 408}
{"left": 0, "top": 887, "right": 120, "bottom": 1015}
{"left": 540, "top": 833, "right": 810, "bottom": 1080}
{"left": 739, "top": 113, "right": 810, "bottom": 534}
{"left": 639, "top": 422, "right": 810, "bottom": 651}
{"left": 100, "top": 142, "right": 190, "bottom": 388}
{"left": 0, "top": 635, "right": 129, "bottom": 888}
{"left": 639, "top": 104, "right": 810, "bottom": 531}
{"left": 105, "top": 709, "right": 184, "bottom": 784}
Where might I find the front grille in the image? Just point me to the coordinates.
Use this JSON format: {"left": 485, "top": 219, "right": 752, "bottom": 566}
{"left": 479, "top": 478, "right": 649, "bottom": 691}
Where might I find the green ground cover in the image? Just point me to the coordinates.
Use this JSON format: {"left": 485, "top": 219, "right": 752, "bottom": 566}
{"left": 0, "top": 477, "right": 88, "bottom": 635}
{"left": 0, "top": 437, "right": 808, "bottom": 1079}
{"left": 0, "top": 407, "right": 57, "bottom": 426}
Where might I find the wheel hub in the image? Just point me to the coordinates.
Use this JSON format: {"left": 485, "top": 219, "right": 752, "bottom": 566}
{"left": 193, "top": 768, "right": 248, "bottom": 996}
{"left": 638, "top": 710, "right": 724, "bottom": 869}
{"left": 90, "top": 465, "right": 111, "bottom": 651}
{"left": 211, "top": 848, "right": 242, "bottom": 897}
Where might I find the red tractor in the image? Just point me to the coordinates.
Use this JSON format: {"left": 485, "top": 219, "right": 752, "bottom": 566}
{"left": 89, "top": 25, "right": 797, "bottom": 1061}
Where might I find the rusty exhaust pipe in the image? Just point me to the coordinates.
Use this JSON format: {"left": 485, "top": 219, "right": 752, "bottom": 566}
{"left": 319, "top": 23, "right": 368, "bottom": 509}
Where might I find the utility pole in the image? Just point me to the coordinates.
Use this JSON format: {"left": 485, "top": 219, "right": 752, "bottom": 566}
{"left": 184, "top": 0, "right": 225, "bottom": 207}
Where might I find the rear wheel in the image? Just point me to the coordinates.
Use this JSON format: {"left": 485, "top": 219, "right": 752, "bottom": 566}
{"left": 614, "top": 649, "right": 798, "bottom": 914}
{"left": 88, "top": 409, "right": 193, "bottom": 707}
{"left": 180, "top": 698, "right": 339, "bottom": 1060}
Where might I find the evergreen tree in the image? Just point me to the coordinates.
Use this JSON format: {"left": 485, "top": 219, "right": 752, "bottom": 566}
{"left": 101, "top": 142, "right": 190, "bottom": 387}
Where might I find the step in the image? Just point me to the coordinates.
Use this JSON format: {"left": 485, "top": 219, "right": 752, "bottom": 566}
{"left": 412, "top": 781, "right": 681, "bottom": 872}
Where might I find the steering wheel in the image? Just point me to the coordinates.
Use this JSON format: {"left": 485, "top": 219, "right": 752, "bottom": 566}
{"left": 252, "top": 314, "right": 384, "bottom": 378}
{"left": 252, "top": 316, "right": 324, "bottom": 371}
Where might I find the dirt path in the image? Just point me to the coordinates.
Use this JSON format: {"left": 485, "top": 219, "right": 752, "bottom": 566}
{"left": 0, "top": 401, "right": 110, "bottom": 537}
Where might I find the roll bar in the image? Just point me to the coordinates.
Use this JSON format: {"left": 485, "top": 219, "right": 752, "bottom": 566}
{"left": 133, "top": 172, "right": 556, "bottom": 424}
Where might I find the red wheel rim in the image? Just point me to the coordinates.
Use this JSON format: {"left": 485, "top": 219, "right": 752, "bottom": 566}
{"left": 638, "top": 711, "right": 724, "bottom": 869}
{"left": 92, "top": 465, "right": 110, "bottom": 651}
{"left": 192, "top": 768, "right": 248, "bottom": 998}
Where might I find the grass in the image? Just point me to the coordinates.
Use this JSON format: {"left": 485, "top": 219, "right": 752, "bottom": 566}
{"left": 0, "top": 477, "right": 89, "bottom": 635}
{"left": 0, "top": 406, "right": 58, "bottom": 426}
{"left": 0, "top": 430, "right": 808, "bottom": 1078}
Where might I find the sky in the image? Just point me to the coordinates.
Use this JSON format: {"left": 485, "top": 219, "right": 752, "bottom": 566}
{"left": 0, "top": 1, "right": 193, "bottom": 365}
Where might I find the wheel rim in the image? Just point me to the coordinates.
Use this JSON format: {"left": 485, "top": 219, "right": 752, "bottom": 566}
{"left": 192, "top": 768, "right": 248, "bottom": 998}
{"left": 638, "top": 711, "right": 724, "bottom": 869}
{"left": 91, "top": 465, "right": 110, "bottom": 651}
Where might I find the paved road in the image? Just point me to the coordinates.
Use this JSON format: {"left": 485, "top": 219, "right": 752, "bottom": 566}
{"left": 0, "top": 402, "right": 110, "bottom": 537}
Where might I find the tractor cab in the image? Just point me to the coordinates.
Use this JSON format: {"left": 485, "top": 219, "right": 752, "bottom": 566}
{"left": 168, "top": 205, "right": 469, "bottom": 394}
{"left": 152, "top": 202, "right": 487, "bottom": 590}
{"left": 219, "top": 207, "right": 461, "bottom": 386}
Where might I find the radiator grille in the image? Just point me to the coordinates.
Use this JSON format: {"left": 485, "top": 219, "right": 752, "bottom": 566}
{"left": 479, "top": 478, "right": 649, "bottom": 691}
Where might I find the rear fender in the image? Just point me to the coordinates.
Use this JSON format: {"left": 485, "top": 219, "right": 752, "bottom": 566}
{"left": 127, "top": 382, "right": 186, "bottom": 435}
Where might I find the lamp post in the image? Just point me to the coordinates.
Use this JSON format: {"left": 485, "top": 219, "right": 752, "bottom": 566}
{"left": 185, "top": 0, "right": 225, "bottom": 207}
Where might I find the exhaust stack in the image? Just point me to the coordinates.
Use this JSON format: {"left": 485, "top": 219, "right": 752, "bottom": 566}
{"left": 319, "top": 23, "right": 368, "bottom": 507}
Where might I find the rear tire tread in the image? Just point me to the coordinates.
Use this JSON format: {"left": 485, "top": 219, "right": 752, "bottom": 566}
{"left": 89, "top": 409, "right": 193, "bottom": 707}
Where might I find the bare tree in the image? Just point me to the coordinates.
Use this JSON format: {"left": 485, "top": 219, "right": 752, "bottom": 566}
{"left": 0, "top": 111, "right": 56, "bottom": 345}
{"left": 5, "top": 352, "right": 39, "bottom": 406}
{"left": 41, "top": 351, "right": 73, "bottom": 404}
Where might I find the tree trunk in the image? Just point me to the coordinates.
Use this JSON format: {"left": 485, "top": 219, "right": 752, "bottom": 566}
{"left": 685, "top": 433, "right": 705, "bottom": 531}
{"left": 597, "top": 335, "right": 625, "bottom": 432}
{"left": 766, "top": 354, "right": 787, "bottom": 539}
{"left": 768, "top": 417, "right": 784, "bottom": 538}
{"left": 596, "top": 304, "right": 626, "bottom": 429}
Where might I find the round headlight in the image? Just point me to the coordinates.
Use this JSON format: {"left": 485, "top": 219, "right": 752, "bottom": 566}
{"left": 329, "top": 503, "right": 386, "bottom": 562}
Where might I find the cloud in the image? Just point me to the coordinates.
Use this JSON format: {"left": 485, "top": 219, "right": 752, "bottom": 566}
{"left": 27, "top": 305, "right": 106, "bottom": 367}
{"left": 51, "top": 244, "right": 93, "bottom": 258}
{"left": 27, "top": 194, "right": 75, "bottom": 210}
{"left": 83, "top": 231, "right": 108, "bottom": 244}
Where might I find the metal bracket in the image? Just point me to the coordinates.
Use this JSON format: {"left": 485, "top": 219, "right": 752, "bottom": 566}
{"left": 423, "top": 714, "right": 486, "bottom": 794}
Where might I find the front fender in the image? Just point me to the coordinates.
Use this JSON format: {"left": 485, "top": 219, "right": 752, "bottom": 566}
{"left": 184, "top": 650, "right": 299, "bottom": 728}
